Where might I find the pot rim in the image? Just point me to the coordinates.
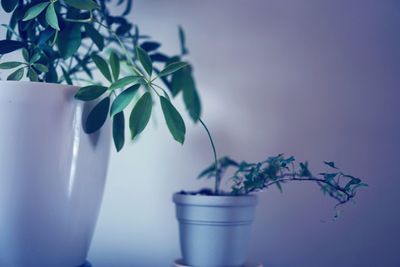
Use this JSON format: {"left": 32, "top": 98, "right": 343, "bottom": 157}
{"left": 173, "top": 192, "right": 258, "bottom": 207}
{"left": 0, "top": 80, "right": 80, "bottom": 91}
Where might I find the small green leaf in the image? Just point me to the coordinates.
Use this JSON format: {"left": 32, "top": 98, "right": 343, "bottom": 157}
{"left": 85, "top": 97, "right": 110, "bottom": 134}
{"left": 129, "top": 92, "right": 152, "bottom": 140}
{"left": 0, "top": 61, "right": 23, "bottom": 69}
{"left": 23, "top": 2, "right": 49, "bottom": 21}
{"left": 63, "top": 0, "right": 99, "bottom": 10}
{"left": 110, "top": 84, "right": 140, "bottom": 117}
{"left": 112, "top": 111, "right": 125, "bottom": 152}
{"left": 27, "top": 68, "right": 38, "bottom": 81}
{"left": 109, "top": 76, "right": 142, "bottom": 91}
{"left": 136, "top": 46, "right": 152, "bottom": 76}
{"left": 84, "top": 24, "right": 104, "bottom": 51}
{"left": 30, "top": 52, "right": 41, "bottom": 63}
{"left": 183, "top": 77, "right": 201, "bottom": 122}
{"left": 109, "top": 51, "right": 120, "bottom": 81}
{"left": 91, "top": 53, "right": 112, "bottom": 82}
{"left": 74, "top": 85, "right": 108, "bottom": 101}
{"left": 45, "top": 3, "right": 59, "bottom": 31}
{"left": 22, "top": 48, "right": 29, "bottom": 62}
{"left": 0, "top": 40, "right": 25, "bottom": 54}
{"left": 178, "top": 25, "right": 188, "bottom": 55}
{"left": 158, "top": 61, "right": 188, "bottom": 77}
{"left": 57, "top": 23, "right": 81, "bottom": 59}
{"left": 33, "top": 63, "right": 48, "bottom": 73}
{"left": 1, "top": 0, "right": 18, "bottom": 13}
{"left": 160, "top": 96, "right": 186, "bottom": 144}
{"left": 7, "top": 67, "right": 24, "bottom": 80}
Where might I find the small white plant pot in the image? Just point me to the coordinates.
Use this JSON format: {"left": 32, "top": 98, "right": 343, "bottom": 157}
{"left": 173, "top": 193, "right": 258, "bottom": 267}
{"left": 0, "top": 81, "right": 111, "bottom": 267}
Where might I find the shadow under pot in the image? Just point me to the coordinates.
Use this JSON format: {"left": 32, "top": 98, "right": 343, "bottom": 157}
{"left": 173, "top": 193, "right": 258, "bottom": 267}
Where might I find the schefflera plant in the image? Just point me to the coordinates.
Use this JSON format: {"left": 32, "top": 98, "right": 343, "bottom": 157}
{"left": 0, "top": 0, "right": 201, "bottom": 150}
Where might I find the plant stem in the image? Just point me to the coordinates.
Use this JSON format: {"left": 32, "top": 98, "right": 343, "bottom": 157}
{"left": 199, "top": 118, "right": 220, "bottom": 195}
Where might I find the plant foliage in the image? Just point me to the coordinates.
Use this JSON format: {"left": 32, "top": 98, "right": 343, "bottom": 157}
{"left": 0, "top": 0, "right": 202, "bottom": 151}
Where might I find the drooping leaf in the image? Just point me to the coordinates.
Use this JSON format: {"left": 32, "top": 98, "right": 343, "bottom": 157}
{"left": 63, "top": 0, "right": 99, "bottom": 10}
{"left": 109, "top": 75, "right": 142, "bottom": 91}
{"left": 140, "top": 41, "right": 160, "bottom": 52}
{"left": 7, "top": 67, "right": 24, "bottom": 80}
{"left": 112, "top": 111, "right": 125, "bottom": 152}
{"left": 1, "top": 0, "right": 18, "bottom": 13}
{"left": 158, "top": 61, "right": 188, "bottom": 77}
{"left": 84, "top": 24, "right": 104, "bottom": 51}
{"left": 57, "top": 23, "right": 81, "bottom": 59}
{"left": 136, "top": 46, "right": 152, "bottom": 76}
{"left": 75, "top": 85, "right": 108, "bottom": 101}
{"left": 110, "top": 84, "right": 140, "bottom": 117}
{"left": 27, "top": 68, "right": 38, "bottom": 81}
{"left": 33, "top": 63, "right": 48, "bottom": 73}
{"left": 109, "top": 51, "right": 120, "bottom": 81}
{"left": 0, "top": 40, "right": 26, "bottom": 54}
{"left": 45, "top": 3, "right": 59, "bottom": 31}
{"left": 160, "top": 96, "right": 186, "bottom": 144}
{"left": 91, "top": 53, "right": 112, "bottom": 82}
{"left": 129, "top": 92, "right": 152, "bottom": 140}
{"left": 0, "top": 61, "right": 23, "bottom": 69}
{"left": 23, "top": 2, "right": 49, "bottom": 21}
{"left": 85, "top": 97, "right": 110, "bottom": 134}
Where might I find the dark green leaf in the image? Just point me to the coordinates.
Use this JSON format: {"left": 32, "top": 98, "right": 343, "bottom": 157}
{"left": 75, "top": 85, "right": 108, "bottom": 101}
{"left": 158, "top": 61, "right": 188, "bottom": 77}
{"left": 0, "top": 40, "right": 25, "bottom": 54}
{"left": 63, "top": 0, "right": 99, "bottom": 10}
{"left": 178, "top": 25, "right": 188, "bottom": 55}
{"left": 84, "top": 24, "right": 104, "bottom": 51}
{"left": 45, "top": 3, "right": 59, "bottom": 31}
{"left": 109, "top": 75, "right": 142, "bottom": 91}
{"left": 110, "top": 84, "right": 140, "bottom": 117}
{"left": 1, "top": 0, "right": 18, "bottom": 13}
{"left": 0, "top": 61, "right": 23, "bottom": 69}
{"left": 57, "top": 23, "right": 81, "bottom": 59}
{"left": 141, "top": 41, "right": 160, "bottom": 52}
{"left": 324, "top": 161, "right": 338, "bottom": 169}
{"left": 112, "top": 111, "right": 125, "bottom": 152}
{"left": 33, "top": 63, "right": 48, "bottom": 73}
{"left": 109, "top": 51, "right": 120, "bottom": 81}
{"left": 27, "top": 68, "right": 38, "bottom": 81}
{"left": 91, "top": 53, "right": 112, "bottom": 82}
{"left": 23, "top": 2, "right": 49, "bottom": 21}
{"left": 7, "top": 67, "right": 24, "bottom": 80}
{"left": 22, "top": 48, "right": 29, "bottom": 62}
{"left": 136, "top": 46, "right": 152, "bottom": 76}
{"left": 85, "top": 97, "right": 110, "bottom": 134}
{"left": 129, "top": 92, "right": 152, "bottom": 140}
{"left": 160, "top": 96, "right": 186, "bottom": 144}
{"left": 183, "top": 76, "right": 201, "bottom": 121}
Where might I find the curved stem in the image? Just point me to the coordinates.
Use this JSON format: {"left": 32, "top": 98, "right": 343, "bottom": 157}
{"left": 199, "top": 118, "right": 220, "bottom": 195}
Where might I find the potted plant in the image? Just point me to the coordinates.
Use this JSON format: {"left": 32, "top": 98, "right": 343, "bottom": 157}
{"left": 173, "top": 121, "right": 367, "bottom": 267}
{"left": 0, "top": 0, "right": 200, "bottom": 266}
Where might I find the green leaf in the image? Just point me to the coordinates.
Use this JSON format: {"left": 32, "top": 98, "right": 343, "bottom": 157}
{"left": 91, "top": 53, "right": 112, "bottom": 82}
{"left": 30, "top": 52, "right": 41, "bottom": 63}
{"left": 160, "top": 96, "right": 186, "bottom": 144}
{"left": 183, "top": 77, "right": 201, "bottom": 122}
{"left": 178, "top": 25, "right": 188, "bottom": 55}
{"left": 84, "top": 24, "right": 104, "bottom": 51}
{"left": 140, "top": 41, "right": 160, "bottom": 52}
{"left": 112, "top": 111, "right": 125, "bottom": 152}
{"left": 0, "top": 40, "right": 26, "bottom": 54}
{"left": 61, "top": 67, "right": 72, "bottom": 85}
{"left": 57, "top": 23, "right": 81, "bottom": 59}
{"left": 85, "top": 97, "right": 110, "bottom": 134}
{"left": 22, "top": 48, "right": 29, "bottom": 62}
{"left": 63, "top": 0, "right": 99, "bottom": 10}
{"left": 158, "top": 61, "right": 188, "bottom": 77}
{"left": 136, "top": 46, "right": 152, "bottom": 76}
{"left": 109, "top": 75, "right": 142, "bottom": 91}
{"left": 109, "top": 51, "right": 120, "bottom": 81}
{"left": 1, "top": 0, "right": 18, "bottom": 13}
{"left": 324, "top": 161, "right": 338, "bottom": 169}
{"left": 33, "top": 63, "right": 48, "bottom": 73}
{"left": 0, "top": 61, "right": 23, "bottom": 69}
{"left": 23, "top": 2, "right": 49, "bottom": 21}
{"left": 129, "top": 92, "right": 152, "bottom": 140}
{"left": 110, "top": 84, "right": 140, "bottom": 117}
{"left": 27, "top": 68, "right": 38, "bottom": 81}
{"left": 45, "top": 3, "right": 59, "bottom": 31}
{"left": 74, "top": 85, "right": 108, "bottom": 101}
{"left": 7, "top": 67, "right": 24, "bottom": 80}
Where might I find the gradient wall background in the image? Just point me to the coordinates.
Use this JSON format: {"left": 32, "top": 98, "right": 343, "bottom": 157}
{"left": 2, "top": 0, "right": 400, "bottom": 266}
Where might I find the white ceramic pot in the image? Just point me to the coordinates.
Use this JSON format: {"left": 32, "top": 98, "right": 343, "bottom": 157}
{"left": 0, "top": 81, "right": 111, "bottom": 267}
{"left": 173, "top": 193, "right": 258, "bottom": 267}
